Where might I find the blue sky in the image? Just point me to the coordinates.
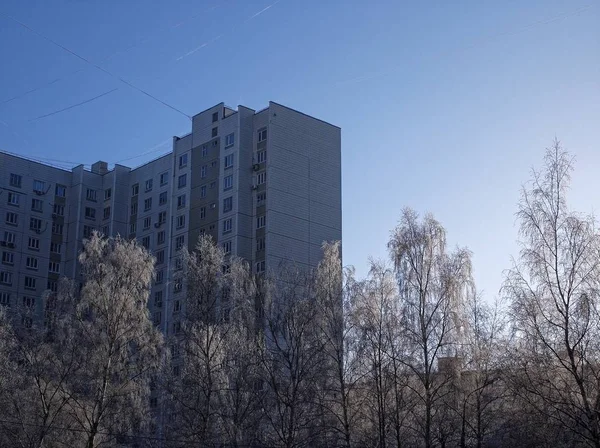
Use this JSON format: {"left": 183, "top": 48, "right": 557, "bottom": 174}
{"left": 1, "top": 0, "right": 599, "bottom": 299}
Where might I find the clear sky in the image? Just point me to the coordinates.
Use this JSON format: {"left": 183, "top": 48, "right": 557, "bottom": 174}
{"left": 1, "top": 0, "right": 599, "bottom": 300}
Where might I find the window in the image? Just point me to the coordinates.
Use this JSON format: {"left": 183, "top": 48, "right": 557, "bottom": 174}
{"left": 173, "top": 321, "right": 181, "bottom": 335}
{"left": 175, "top": 257, "right": 183, "bottom": 270}
{"left": 200, "top": 207, "right": 206, "bottom": 219}
{"left": 55, "top": 184, "right": 66, "bottom": 197}
{"left": 53, "top": 204, "right": 64, "bottom": 216}
{"left": 33, "top": 179, "right": 46, "bottom": 194}
{"left": 5, "top": 212, "right": 18, "bottom": 226}
{"left": 103, "top": 207, "right": 111, "bottom": 220}
{"left": 179, "top": 153, "right": 188, "bottom": 168}
{"left": 153, "top": 312, "right": 161, "bottom": 326}
{"left": 28, "top": 237, "right": 39, "bottom": 250}
{"left": 201, "top": 165, "right": 207, "bottom": 178}
{"left": 52, "top": 223, "right": 64, "bottom": 235}
{"left": 210, "top": 202, "right": 216, "bottom": 210}
{"left": 2, "top": 252, "right": 14, "bottom": 265}
{"left": 31, "top": 199, "right": 43, "bottom": 212}
{"left": 159, "top": 191, "right": 168, "bottom": 205}
{"left": 156, "top": 270, "right": 164, "bottom": 284}
{"left": 225, "top": 133, "right": 234, "bottom": 147}
{"left": 104, "top": 188, "right": 112, "bottom": 200}
{"left": 200, "top": 185, "right": 207, "bottom": 198}
{"left": 257, "top": 192, "right": 266, "bottom": 205}
{"left": 202, "top": 146, "right": 208, "bottom": 157}
{"left": 174, "top": 280, "right": 182, "bottom": 293}
{"left": 4, "top": 231, "right": 16, "bottom": 244}
{"left": 175, "top": 235, "right": 185, "bottom": 250}
{"left": 258, "top": 128, "right": 267, "bottom": 142}
{"left": 154, "top": 291, "right": 163, "bottom": 307}
{"left": 223, "top": 197, "right": 233, "bottom": 213}
{"left": 257, "top": 172, "right": 266, "bottom": 185}
{"left": 257, "top": 150, "right": 267, "bottom": 163}
{"left": 22, "top": 316, "right": 33, "bottom": 329}
{"left": 49, "top": 261, "right": 60, "bottom": 274}
{"left": 131, "top": 202, "right": 138, "bottom": 215}
{"left": 157, "top": 231, "right": 166, "bottom": 245}
{"left": 85, "top": 207, "right": 96, "bottom": 220}
{"left": 24, "top": 276, "right": 36, "bottom": 290}
{"left": 176, "top": 215, "right": 185, "bottom": 229}
{"left": 0, "top": 292, "right": 9, "bottom": 306}
{"left": 211, "top": 160, "right": 217, "bottom": 168}
{"left": 160, "top": 172, "right": 169, "bottom": 186}
{"left": 224, "top": 154, "right": 233, "bottom": 169}
{"left": 144, "top": 198, "right": 152, "bottom": 211}
{"left": 178, "top": 174, "right": 187, "bottom": 189}
{"left": 257, "top": 215, "right": 266, "bottom": 229}
{"left": 143, "top": 217, "right": 151, "bottom": 230}
{"left": 86, "top": 189, "right": 97, "bottom": 201}
{"left": 222, "top": 241, "right": 232, "bottom": 254}
{"left": 257, "top": 237, "right": 265, "bottom": 251}
{"left": 212, "top": 111, "right": 219, "bottom": 123}
{"left": 30, "top": 218, "right": 42, "bottom": 231}
{"left": 177, "top": 194, "right": 186, "bottom": 208}
{"left": 23, "top": 296, "right": 35, "bottom": 308}
{"left": 256, "top": 260, "right": 266, "bottom": 273}
{"left": 210, "top": 181, "right": 216, "bottom": 189}
{"left": 47, "top": 280, "right": 58, "bottom": 292}
{"left": 156, "top": 249, "right": 165, "bottom": 264}
{"left": 130, "top": 222, "right": 137, "bottom": 234}
{"left": 0, "top": 271, "right": 13, "bottom": 285}
{"left": 223, "top": 218, "right": 232, "bottom": 234}
{"left": 101, "top": 225, "right": 109, "bottom": 235}
{"left": 223, "top": 175, "right": 233, "bottom": 191}
{"left": 83, "top": 225, "right": 93, "bottom": 238}
{"left": 7, "top": 192, "right": 19, "bottom": 206}
{"left": 142, "top": 236, "right": 150, "bottom": 249}
{"left": 131, "top": 184, "right": 139, "bottom": 196}
{"left": 26, "top": 257, "right": 38, "bottom": 270}
{"left": 212, "top": 127, "right": 218, "bottom": 138}
{"left": 10, "top": 173, "right": 22, "bottom": 188}
{"left": 158, "top": 211, "right": 167, "bottom": 225}
{"left": 145, "top": 179, "right": 153, "bottom": 192}
{"left": 50, "top": 242, "right": 61, "bottom": 254}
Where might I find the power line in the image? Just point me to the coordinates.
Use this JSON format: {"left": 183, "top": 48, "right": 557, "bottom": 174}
{"left": 0, "top": 12, "right": 192, "bottom": 120}
{"left": 29, "top": 88, "right": 118, "bottom": 122}
{"left": 0, "top": 1, "right": 226, "bottom": 108}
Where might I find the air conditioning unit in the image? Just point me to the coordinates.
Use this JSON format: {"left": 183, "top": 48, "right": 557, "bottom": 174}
{"left": 7, "top": 243, "right": 15, "bottom": 248}
{"left": 252, "top": 164, "right": 260, "bottom": 171}
{"left": 35, "top": 229, "right": 42, "bottom": 235}
{"left": 251, "top": 185, "right": 258, "bottom": 190}
{"left": 52, "top": 213, "right": 57, "bottom": 219}
{"left": 34, "top": 190, "right": 44, "bottom": 196}
{"left": 154, "top": 222, "right": 162, "bottom": 229}
{"left": 0, "top": 241, "right": 6, "bottom": 247}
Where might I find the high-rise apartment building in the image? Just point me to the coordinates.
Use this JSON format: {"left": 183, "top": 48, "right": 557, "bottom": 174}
{"left": 0, "top": 101, "right": 342, "bottom": 334}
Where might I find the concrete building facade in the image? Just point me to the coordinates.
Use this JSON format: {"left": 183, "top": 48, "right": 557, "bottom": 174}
{"left": 0, "top": 101, "right": 341, "bottom": 334}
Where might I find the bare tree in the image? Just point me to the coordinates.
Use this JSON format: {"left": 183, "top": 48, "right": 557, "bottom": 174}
{"left": 456, "top": 293, "right": 507, "bottom": 448}
{"left": 258, "top": 264, "right": 325, "bottom": 448}
{"left": 504, "top": 141, "right": 600, "bottom": 447}
{"left": 388, "top": 208, "right": 474, "bottom": 448}
{"left": 314, "top": 241, "right": 366, "bottom": 448}
{"left": 165, "top": 234, "right": 260, "bottom": 447}
{"left": 64, "top": 232, "right": 163, "bottom": 448}
{"left": 352, "top": 260, "right": 399, "bottom": 448}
